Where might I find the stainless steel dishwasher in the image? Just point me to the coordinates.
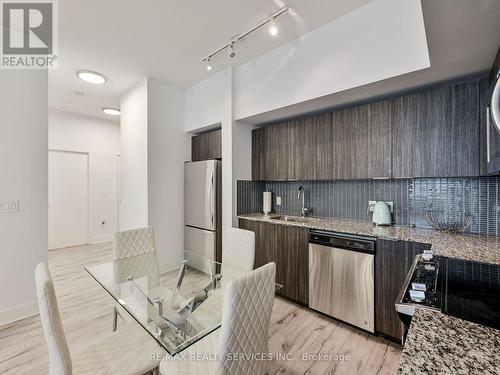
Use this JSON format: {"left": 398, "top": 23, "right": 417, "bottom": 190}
{"left": 309, "top": 230, "right": 375, "bottom": 333}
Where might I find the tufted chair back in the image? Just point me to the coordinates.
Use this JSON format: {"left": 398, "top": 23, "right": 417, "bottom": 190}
{"left": 216, "top": 262, "right": 276, "bottom": 375}
{"left": 35, "top": 263, "right": 72, "bottom": 375}
{"left": 221, "top": 228, "right": 255, "bottom": 283}
{"left": 113, "top": 226, "right": 159, "bottom": 289}
{"left": 113, "top": 226, "right": 156, "bottom": 260}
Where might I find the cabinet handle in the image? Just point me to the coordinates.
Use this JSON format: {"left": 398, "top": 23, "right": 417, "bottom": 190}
{"left": 487, "top": 106, "right": 491, "bottom": 163}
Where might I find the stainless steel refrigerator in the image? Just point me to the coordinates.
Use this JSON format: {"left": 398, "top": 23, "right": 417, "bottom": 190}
{"left": 184, "top": 160, "right": 221, "bottom": 263}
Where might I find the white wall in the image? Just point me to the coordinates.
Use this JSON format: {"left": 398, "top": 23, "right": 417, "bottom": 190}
{"left": 234, "top": 0, "right": 430, "bottom": 120}
{"left": 185, "top": 69, "right": 233, "bottom": 132}
{"left": 120, "top": 80, "right": 149, "bottom": 230}
{"left": 147, "top": 78, "right": 185, "bottom": 268}
{"left": 0, "top": 70, "right": 48, "bottom": 325}
{"left": 48, "top": 110, "right": 120, "bottom": 243}
{"left": 231, "top": 120, "right": 255, "bottom": 225}
{"left": 184, "top": 69, "right": 237, "bottom": 233}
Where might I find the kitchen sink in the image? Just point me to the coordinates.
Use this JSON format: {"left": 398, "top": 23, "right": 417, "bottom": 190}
{"left": 268, "top": 215, "right": 309, "bottom": 223}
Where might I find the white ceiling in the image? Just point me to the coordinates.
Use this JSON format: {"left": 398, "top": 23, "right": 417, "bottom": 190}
{"left": 48, "top": 0, "right": 373, "bottom": 121}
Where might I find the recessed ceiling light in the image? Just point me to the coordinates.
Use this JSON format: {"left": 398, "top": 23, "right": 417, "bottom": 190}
{"left": 103, "top": 108, "right": 120, "bottom": 116}
{"left": 77, "top": 70, "right": 107, "bottom": 85}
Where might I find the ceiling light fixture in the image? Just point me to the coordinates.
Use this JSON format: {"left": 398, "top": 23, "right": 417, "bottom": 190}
{"left": 269, "top": 18, "right": 278, "bottom": 36}
{"left": 77, "top": 70, "right": 107, "bottom": 84}
{"left": 103, "top": 107, "right": 121, "bottom": 116}
{"left": 201, "top": 5, "right": 290, "bottom": 69}
{"left": 206, "top": 58, "right": 213, "bottom": 71}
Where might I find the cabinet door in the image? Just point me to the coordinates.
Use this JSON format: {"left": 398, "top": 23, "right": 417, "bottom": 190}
{"left": 368, "top": 100, "right": 393, "bottom": 178}
{"left": 191, "top": 130, "right": 222, "bottom": 161}
{"left": 239, "top": 220, "right": 277, "bottom": 268}
{"left": 330, "top": 104, "right": 391, "bottom": 179}
{"left": 289, "top": 113, "right": 332, "bottom": 180}
{"left": 273, "top": 121, "right": 290, "bottom": 180}
{"left": 191, "top": 133, "right": 202, "bottom": 162}
{"left": 375, "top": 240, "right": 430, "bottom": 340}
{"left": 251, "top": 129, "right": 260, "bottom": 180}
{"left": 276, "top": 225, "right": 309, "bottom": 304}
{"left": 239, "top": 220, "right": 309, "bottom": 305}
{"left": 206, "top": 129, "right": 222, "bottom": 159}
{"left": 392, "top": 81, "right": 480, "bottom": 177}
{"left": 252, "top": 128, "right": 273, "bottom": 180}
{"left": 331, "top": 106, "right": 369, "bottom": 179}
{"left": 479, "top": 77, "right": 500, "bottom": 175}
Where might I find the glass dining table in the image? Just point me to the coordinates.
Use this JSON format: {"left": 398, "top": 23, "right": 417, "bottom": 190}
{"left": 85, "top": 251, "right": 280, "bottom": 355}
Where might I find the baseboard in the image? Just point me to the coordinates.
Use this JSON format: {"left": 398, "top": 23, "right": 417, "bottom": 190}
{"left": 0, "top": 301, "right": 38, "bottom": 327}
{"left": 159, "top": 257, "right": 183, "bottom": 274}
{"left": 90, "top": 234, "right": 113, "bottom": 244}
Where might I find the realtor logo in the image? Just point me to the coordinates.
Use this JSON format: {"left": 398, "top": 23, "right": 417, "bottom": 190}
{"left": 1, "top": 0, "right": 58, "bottom": 69}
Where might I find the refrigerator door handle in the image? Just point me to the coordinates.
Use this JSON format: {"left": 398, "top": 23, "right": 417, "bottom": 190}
{"left": 487, "top": 106, "right": 491, "bottom": 163}
{"left": 208, "top": 170, "right": 214, "bottom": 227}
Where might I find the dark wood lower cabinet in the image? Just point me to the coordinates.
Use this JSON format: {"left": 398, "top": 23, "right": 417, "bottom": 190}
{"left": 239, "top": 219, "right": 309, "bottom": 305}
{"left": 375, "top": 239, "right": 430, "bottom": 340}
{"left": 239, "top": 220, "right": 433, "bottom": 341}
{"left": 276, "top": 224, "right": 309, "bottom": 304}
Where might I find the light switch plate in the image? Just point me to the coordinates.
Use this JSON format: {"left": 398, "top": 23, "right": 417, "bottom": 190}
{"left": 276, "top": 196, "right": 282, "bottom": 206}
{"left": 0, "top": 200, "right": 19, "bottom": 213}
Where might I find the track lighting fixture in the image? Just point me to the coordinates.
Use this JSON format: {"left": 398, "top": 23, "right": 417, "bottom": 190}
{"left": 201, "top": 5, "right": 290, "bottom": 70}
{"left": 269, "top": 18, "right": 278, "bottom": 36}
{"left": 228, "top": 42, "right": 236, "bottom": 58}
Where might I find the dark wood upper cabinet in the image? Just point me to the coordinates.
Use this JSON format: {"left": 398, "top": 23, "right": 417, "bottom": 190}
{"left": 375, "top": 239, "right": 430, "bottom": 341}
{"left": 191, "top": 129, "right": 222, "bottom": 162}
{"left": 367, "top": 100, "right": 393, "bottom": 178}
{"left": 392, "top": 81, "right": 480, "bottom": 178}
{"left": 292, "top": 113, "right": 333, "bottom": 180}
{"left": 479, "top": 77, "right": 500, "bottom": 175}
{"left": 252, "top": 78, "right": 482, "bottom": 180}
{"left": 331, "top": 104, "right": 390, "bottom": 179}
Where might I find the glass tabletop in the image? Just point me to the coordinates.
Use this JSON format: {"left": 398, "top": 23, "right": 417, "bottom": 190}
{"left": 85, "top": 251, "right": 281, "bottom": 355}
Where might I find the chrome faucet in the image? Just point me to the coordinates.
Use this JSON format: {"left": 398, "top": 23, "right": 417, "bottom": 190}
{"left": 297, "top": 186, "right": 309, "bottom": 217}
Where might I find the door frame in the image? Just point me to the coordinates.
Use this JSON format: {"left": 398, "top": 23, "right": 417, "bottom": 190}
{"left": 48, "top": 149, "right": 90, "bottom": 249}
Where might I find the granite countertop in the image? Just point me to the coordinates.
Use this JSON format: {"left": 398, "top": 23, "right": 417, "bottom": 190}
{"left": 237, "top": 213, "right": 500, "bottom": 265}
{"left": 398, "top": 308, "right": 500, "bottom": 375}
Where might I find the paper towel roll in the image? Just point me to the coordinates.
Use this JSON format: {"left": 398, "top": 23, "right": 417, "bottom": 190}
{"left": 263, "top": 191, "right": 272, "bottom": 214}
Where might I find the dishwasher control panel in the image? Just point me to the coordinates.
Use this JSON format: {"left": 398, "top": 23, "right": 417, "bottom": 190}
{"left": 309, "top": 230, "right": 375, "bottom": 253}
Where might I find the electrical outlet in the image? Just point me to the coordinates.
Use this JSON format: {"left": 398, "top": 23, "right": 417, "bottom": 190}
{"left": 0, "top": 200, "right": 19, "bottom": 213}
{"left": 368, "top": 201, "right": 376, "bottom": 212}
{"left": 276, "top": 196, "right": 282, "bottom": 206}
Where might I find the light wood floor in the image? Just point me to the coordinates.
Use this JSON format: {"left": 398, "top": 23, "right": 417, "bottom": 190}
{"left": 0, "top": 242, "right": 401, "bottom": 375}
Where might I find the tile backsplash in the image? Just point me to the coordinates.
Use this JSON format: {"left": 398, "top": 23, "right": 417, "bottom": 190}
{"left": 237, "top": 177, "right": 500, "bottom": 236}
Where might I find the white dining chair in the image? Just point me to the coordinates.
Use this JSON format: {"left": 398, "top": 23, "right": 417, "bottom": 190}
{"left": 35, "top": 263, "right": 162, "bottom": 375}
{"left": 159, "top": 262, "right": 276, "bottom": 375}
{"left": 112, "top": 226, "right": 175, "bottom": 331}
{"left": 221, "top": 227, "right": 255, "bottom": 282}
{"left": 185, "top": 227, "right": 256, "bottom": 328}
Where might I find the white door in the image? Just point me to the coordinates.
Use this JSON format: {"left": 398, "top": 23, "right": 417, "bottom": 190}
{"left": 48, "top": 150, "right": 89, "bottom": 249}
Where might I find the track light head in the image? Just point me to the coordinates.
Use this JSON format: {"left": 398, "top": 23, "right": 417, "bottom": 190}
{"left": 228, "top": 42, "right": 236, "bottom": 58}
{"left": 206, "top": 58, "right": 212, "bottom": 71}
{"left": 269, "top": 18, "right": 278, "bottom": 36}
